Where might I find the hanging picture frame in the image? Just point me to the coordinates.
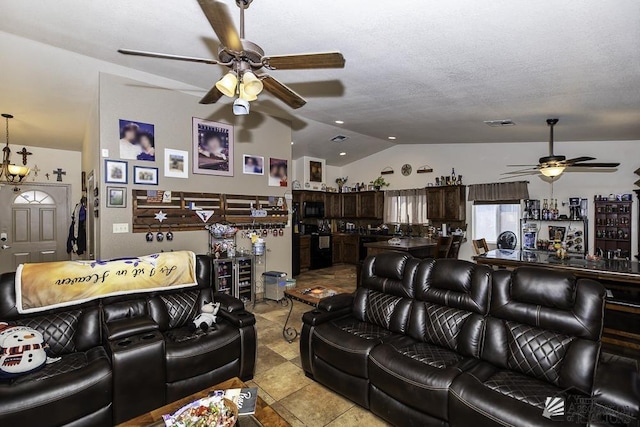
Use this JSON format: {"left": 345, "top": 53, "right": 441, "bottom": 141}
{"left": 133, "top": 166, "right": 159, "bottom": 185}
{"left": 243, "top": 154, "right": 264, "bottom": 175}
{"left": 164, "top": 149, "right": 188, "bottom": 179}
{"left": 106, "top": 187, "right": 127, "bottom": 208}
{"left": 192, "top": 117, "right": 234, "bottom": 177}
{"left": 105, "top": 160, "right": 128, "bottom": 184}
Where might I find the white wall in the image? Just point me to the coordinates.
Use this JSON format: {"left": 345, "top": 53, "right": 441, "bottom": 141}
{"left": 95, "top": 73, "right": 293, "bottom": 275}
{"left": 336, "top": 140, "right": 639, "bottom": 260}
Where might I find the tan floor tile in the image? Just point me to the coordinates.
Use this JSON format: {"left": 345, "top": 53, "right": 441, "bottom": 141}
{"left": 270, "top": 402, "right": 306, "bottom": 427}
{"left": 279, "top": 382, "right": 354, "bottom": 427}
{"left": 289, "top": 356, "right": 302, "bottom": 369}
{"left": 253, "top": 361, "right": 312, "bottom": 401}
{"left": 255, "top": 345, "right": 288, "bottom": 375}
{"left": 266, "top": 338, "right": 301, "bottom": 360}
{"left": 244, "top": 380, "right": 277, "bottom": 406}
{"left": 325, "top": 405, "right": 391, "bottom": 427}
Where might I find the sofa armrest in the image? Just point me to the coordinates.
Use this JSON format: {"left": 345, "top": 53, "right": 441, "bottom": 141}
{"left": 591, "top": 355, "right": 640, "bottom": 426}
{"left": 302, "top": 306, "right": 352, "bottom": 326}
{"left": 218, "top": 310, "right": 256, "bottom": 328}
{"left": 318, "top": 293, "right": 354, "bottom": 312}
{"left": 104, "top": 316, "right": 159, "bottom": 341}
{"left": 214, "top": 292, "right": 245, "bottom": 313}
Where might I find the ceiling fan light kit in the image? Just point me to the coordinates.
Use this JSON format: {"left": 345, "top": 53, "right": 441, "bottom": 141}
{"left": 233, "top": 98, "right": 250, "bottom": 115}
{"left": 118, "top": 0, "right": 345, "bottom": 115}
{"left": 539, "top": 165, "right": 566, "bottom": 178}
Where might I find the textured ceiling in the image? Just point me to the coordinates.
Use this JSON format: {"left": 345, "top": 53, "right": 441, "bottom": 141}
{"left": 1, "top": 0, "right": 639, "bottom": 166}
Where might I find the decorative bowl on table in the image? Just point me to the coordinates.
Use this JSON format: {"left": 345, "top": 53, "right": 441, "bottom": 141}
{"left": 163, "top": 397, "right": 238, "bottom": 427}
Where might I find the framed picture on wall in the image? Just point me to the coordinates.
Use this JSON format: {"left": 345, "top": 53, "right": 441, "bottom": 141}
{"left": 164, "top": 148, "right": 188, "bottom": 179}
{"left": 192, "top": 117, "right": 233, "bottom": 176}
{"left": 269, "top": 158, "right": 288, "bottom": 187}
{"left": 105, "top": 160, "right": 128, "bottom": 184}
{"left": 309, "top": 160, "right": 323, "bottom": 182}
{"left": 243, "top": 154, "right": 264, "bottom": 175}
{"left": 133, "top": 166, "right": 159, "bottom": 185}
{"left": 106, "top": 187, "right": 127, "bottom": 208}
{"left": 118, "top": 119, "right": 155, "bottom": 161}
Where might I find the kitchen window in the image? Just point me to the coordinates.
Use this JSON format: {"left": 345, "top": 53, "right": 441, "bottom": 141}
{"left": 472, "top": 203, "right": 521, "bottom": 244}
{"left": 384, "top": 189, "right": 428, "bottom": 224}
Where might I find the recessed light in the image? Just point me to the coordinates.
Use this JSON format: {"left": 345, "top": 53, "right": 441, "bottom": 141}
{"left": 339, "top": 152, "right": 346, "bottom": 156}
{"left": 291, "top": 141, "right": 294, "bottom": 145}
{"left": 388, "top": 136, "right": 397, "bottom": 140}
{"left": 335, "top": 120, "right": 344, "bottom": 124}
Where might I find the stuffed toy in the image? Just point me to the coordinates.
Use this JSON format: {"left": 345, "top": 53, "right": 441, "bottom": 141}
{"left": 190, "top": 301, "right": 220, "bottom": 332}
{"left": 0, "top": 322, "right": 50, "bottom": 379}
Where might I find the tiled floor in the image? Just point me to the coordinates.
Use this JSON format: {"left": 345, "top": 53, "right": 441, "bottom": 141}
{"left": 246, "top": 265, "right": 390, "bottom": 427}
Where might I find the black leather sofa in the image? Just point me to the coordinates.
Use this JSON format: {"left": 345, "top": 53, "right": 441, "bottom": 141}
{"left": 301, "top": 252, "right": 640, "bottom": 427}
{"left": 0, "top": 254, "right": 256, "bottom": 426}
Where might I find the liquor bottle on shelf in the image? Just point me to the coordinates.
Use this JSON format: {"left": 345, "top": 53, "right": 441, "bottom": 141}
{"left": 553, "top": 199, "right": 559, "bottom": 220}
{"left": 542, "top": 199, "right": 548, "bottom": 220}
{"left": 450, "top": 168, "right": 456, "bottom": 184}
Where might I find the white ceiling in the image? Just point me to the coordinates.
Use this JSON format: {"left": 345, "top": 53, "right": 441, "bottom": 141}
{"left": 1, "top": 0, "right": 639, "bottom": 166}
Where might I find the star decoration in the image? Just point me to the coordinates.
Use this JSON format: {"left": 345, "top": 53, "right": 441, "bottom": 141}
{"left": 154, "top": 211, "right": 168, "bottom": 223}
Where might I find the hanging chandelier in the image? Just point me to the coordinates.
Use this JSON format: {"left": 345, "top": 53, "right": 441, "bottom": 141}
{"left": 1, "top": 114, "right": 30, "bottom": 188}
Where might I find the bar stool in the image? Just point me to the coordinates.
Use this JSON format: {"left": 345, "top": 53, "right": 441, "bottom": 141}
{"left": 435, "top": 236, "right": 453, "bottom": 259}
{"left": 472, "top": 238, "right": 489, "bottom": 255}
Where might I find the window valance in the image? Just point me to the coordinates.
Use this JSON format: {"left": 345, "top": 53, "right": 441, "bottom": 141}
{"left": 467, "top": 181, "right": 529, "bottom": 203}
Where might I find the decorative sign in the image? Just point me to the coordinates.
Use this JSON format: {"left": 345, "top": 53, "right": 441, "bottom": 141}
{"left": 251, "top": 209, "right": 268, "bottom": 218}
{"left": 154, "top": 211, "right": 168, "bottom": 223}
{"left": 146, "top": 190, "right": 164, "bottom": 203}
{"left": 195, "top": 210, "right": 215, "bottom": 223}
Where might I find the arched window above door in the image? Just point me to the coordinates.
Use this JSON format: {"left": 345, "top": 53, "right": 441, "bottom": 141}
{"left": 13, "top": 190, "right": 55, "bottom": 205}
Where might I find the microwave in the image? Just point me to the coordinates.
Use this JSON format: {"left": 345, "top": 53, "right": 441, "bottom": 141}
{"left": 303, "top": 201, "right": 325, "bottom": 218}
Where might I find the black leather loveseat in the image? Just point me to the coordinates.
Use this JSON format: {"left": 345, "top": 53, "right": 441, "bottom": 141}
{"left": 301, "top": 252, "right": 639, "bottom": 426}
{"left": 0, "top": 254, "right": 256, "bottom": 426}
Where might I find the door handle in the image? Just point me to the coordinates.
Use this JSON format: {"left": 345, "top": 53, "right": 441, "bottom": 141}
{"left": 1, "top": 245, "right": 10, "bottom": 250}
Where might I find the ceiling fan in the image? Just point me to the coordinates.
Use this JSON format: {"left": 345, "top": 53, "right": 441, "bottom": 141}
{"left": 501, "top": 118, "right": 620, "bottom": 179}
{"left": 118, "top": 0, "right": 345, "bottom": 114}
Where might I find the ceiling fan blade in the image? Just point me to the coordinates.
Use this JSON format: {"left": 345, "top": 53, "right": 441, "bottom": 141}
{"left": 506, "top": 164, "right": 538, "bottom": 167}
{"left": 500, "top": 173, "right": 538, "bottom": 180}
{"left": 563, "top": 156, "right": 596, "bottom": 164}
{"left": 263, "top": 52, "right": 346, "bottom": 70}
{"left": 198, "top": 0, "right": 243, "bottom": 52}
{"left": 566, "top": 162, "right": 620, "bottom": 168}
{"left": 501, "top": 168, "right": 539, "bottom": 175}
{"left": 118, "top": 49, "right": 219, "bottom": 65}
{"left": 261, "top": 75, "right": 307, "bottom": 109}
{"left": 199, "top": 86, "right": 224, "bottom": 104}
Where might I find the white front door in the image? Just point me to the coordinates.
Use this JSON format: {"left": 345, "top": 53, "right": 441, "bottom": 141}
{"left": 0, "top": 184, "right": 70, "bottom": 274}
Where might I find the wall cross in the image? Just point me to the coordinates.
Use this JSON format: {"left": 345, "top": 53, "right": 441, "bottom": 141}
{"left": 17, "top": 147, "right": 32, "bottom": 165}
{"left": 52, "top": 168, "right": 66, "bottom": 182}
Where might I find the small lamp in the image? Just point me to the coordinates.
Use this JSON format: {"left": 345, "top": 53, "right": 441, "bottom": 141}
{"left": 215, "top": 72, "right": 238, "bottom": 98}
{"left": 242, "top": 71, "right": 263, "bottom": 97}
{"left": 233, "top": 98, "right": 250, "bottom": 116}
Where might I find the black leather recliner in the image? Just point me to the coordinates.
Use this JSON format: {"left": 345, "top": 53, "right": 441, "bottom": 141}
{"left": 301, "top": 254, "right": 640, "bottom": 427}
{"left": 0, "top": 254, "right": 257, "bottom": 427}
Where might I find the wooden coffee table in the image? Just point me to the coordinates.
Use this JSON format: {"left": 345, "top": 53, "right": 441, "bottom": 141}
{"left": 117, "top": 377, "right": 290, "bottom": 427}
{"left": 282, "top": 284, "right": 350, "bottom": 343}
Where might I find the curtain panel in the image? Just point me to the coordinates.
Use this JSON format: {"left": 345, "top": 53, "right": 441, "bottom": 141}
{"left": 384, "top": 188, "right": 428, "bottom": 224}
{"left": 467, "top": 181, "right": 529, "bottom": 203}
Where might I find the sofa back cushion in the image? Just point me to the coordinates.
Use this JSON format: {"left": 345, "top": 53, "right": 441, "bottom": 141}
{"left": 483, "top": 267, "right": 605, "bottom": 394}
{"left": 408, "top": 259, "right": 492, "bottom": 358}
{"left": 0, "top": 272, "right": 101, "bottom": 356}
{"left": 354, "top": 253, "right": 420, "bottom": 334}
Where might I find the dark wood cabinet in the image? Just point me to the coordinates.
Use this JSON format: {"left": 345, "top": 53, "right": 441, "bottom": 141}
{"left": 342, "top": 193, "right": 358, "bottom": 218}
{"left": 426, "top": 186, "right": 466, "bottom": 222}
{"left": 326, "top": 193, "right": 342, "bottom": 218}
{"left": 594, "top": 199, "right": 632, "bottom": 259}
{"left": 300, "top": 236, "right": 310, "bottom": 270}
{"left": 332, "top": 234, "right": 359, "bottom": 264}
{"left": 357, "top": 192, "right": 384, "bottom": 219}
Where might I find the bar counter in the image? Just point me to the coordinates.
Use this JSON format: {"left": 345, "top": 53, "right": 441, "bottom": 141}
{"left": 364, "top": 237, "right": 437, "bottom": 259}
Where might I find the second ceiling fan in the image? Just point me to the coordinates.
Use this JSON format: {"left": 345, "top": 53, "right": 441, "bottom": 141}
{"left": 118, "top": 0, "right": 345, "bottom": 113}
{"left": 502, "top": 119, "right": 620, "bottom": 179}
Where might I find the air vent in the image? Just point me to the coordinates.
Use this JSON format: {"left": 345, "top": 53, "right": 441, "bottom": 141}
{"left": 484, "top": 119, "right": 516, "bottom": 127}
{"left": 330, "top": 135, "right": 349, "bottom": 143}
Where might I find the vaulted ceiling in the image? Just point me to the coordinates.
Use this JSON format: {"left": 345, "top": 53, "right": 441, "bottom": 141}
{"left": 1, "top": 0, "right": 639, "bottom": 166}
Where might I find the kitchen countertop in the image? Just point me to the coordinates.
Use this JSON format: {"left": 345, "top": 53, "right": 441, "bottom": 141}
{"left": 364, "top": 237, "right": 438, "bottom": 250}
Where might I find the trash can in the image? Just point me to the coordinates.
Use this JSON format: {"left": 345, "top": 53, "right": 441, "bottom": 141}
{"left": 263, "top": 271, "right": 287, "bottom": 301}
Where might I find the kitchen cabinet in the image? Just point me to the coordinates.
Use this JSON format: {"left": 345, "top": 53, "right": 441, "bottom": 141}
{"left": 332, "top": 234, "right": 359, "bottom": 264}
{"left": 358, "top": 192, "right": 384, "bottom": 219}
{"left": 300, "top": 236, "right": 310, "bottom": 270}
{"left": 342, "top": 193, "right": 358, "bottom": 218}
{"left": 426, "top": 186, "right": 466, "bottom": 222}
{"left": 326, "top": 193, "right": 342, "bottom": 218}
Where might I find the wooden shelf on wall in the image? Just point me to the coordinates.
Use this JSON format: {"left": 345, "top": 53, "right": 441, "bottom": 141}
{"left": 132, "top": 190, "right": 288, "bottom": 233}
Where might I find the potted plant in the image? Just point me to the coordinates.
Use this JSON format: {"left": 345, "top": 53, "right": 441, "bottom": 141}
{"left": 370, "top": 176, "right": 390, "bottom": 191}
{"left": 335, "top": 176, "right": 348, "bottom": 191}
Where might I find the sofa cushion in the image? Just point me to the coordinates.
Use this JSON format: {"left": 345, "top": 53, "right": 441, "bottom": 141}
{"left": 369, "top": 336, "right": 474, "bottom": 421}
{"left": 161, "top": 290, "right": 200, "bottom": 329}
{"left": 312, "top": 315, "right": 401, "bottom": 378}
{"left": 0, "top": 346, "right": 112, "bottom": 426}
{"left": 449, "top": 366, "right": 568, "bottom": 427}
{"left": 164, "top": 319, "right": 240, "bottom": 383}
